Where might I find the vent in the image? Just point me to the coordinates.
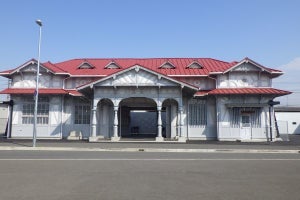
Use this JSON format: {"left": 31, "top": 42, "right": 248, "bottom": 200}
{"left": 104, "top": 61, "right": 121, "bottom": 69}
{"left": 159, "top": 61, "right": 175, "bottom": 69}
{"left": 186, "top": 61, "right": 203, "bottom": 69}
{"left": 78, "top": 61, "right": 94, "bottom": 69}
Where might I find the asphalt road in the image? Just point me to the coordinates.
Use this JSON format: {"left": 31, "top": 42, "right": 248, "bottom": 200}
{"left": 0, "top": 151, "right": 299, "bottom": 200}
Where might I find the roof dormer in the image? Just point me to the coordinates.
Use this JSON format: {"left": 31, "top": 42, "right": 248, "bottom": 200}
{"left": 78, "top": 60, "right": 95, "bottom": 69}
{"left": 159, "top": 61, "right": 176, "bottom": 69}
{"left": 186, "top": 61, "right": 203, "bottom": 69}
{"left": 104, "top": 61, "right": 121, "bottom": 69}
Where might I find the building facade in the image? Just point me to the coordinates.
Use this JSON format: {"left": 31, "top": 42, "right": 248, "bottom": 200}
{"left": 0, "top": 57, "right": 291, "bottom": 142}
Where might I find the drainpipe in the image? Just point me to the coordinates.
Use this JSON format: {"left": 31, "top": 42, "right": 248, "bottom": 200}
{"left": 268, "top": 106, "right": 272, "bottom": 141}
{"left": 3, "top": 100, "right": 13, "bottom": 138}
{"left": 60, "top": 95, "right": 64, "bottom": 139}
{"left": 268, "top": 100, "right": 280, "bottom": 142}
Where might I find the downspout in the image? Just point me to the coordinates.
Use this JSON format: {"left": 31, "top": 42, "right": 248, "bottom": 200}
{"left": 5, "top": 100, "right": 13, "bottom": 138}
{"left": 274, "top": 111, "right": 280, "bottom": 138}
{"left": 209, "top": 75, "right": 219, "bottom": 140}
{"left": 269, "top": 105, "right": 272, "bottom": 141}
{"left": 60, "top": 95, "right": 64, "bottom": 139}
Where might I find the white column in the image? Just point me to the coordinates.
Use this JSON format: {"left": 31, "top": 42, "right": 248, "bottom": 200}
{"left": 178, "top": 106, "right": 186, "bottom": 142}
{"left": 111, "top": 106, "right": 120, "bottom": 141}
{"left": 156, "top": 106, "right": 164, "bottom": 142}
{"left": 89, "top": 100, "right": 99, "bottom": 142}
{"left": 176, "top": 108, "right": 180, "bottom": 138}
{"left": 91, "top": 107, "right": 97, "bottom": 137}
{"left": 166, "top": 106, "right": 170, "bottom": 138}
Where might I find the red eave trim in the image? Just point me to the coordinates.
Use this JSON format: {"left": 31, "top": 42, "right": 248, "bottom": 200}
{"left": 207, "top": 88, "right": 291, "bottom": 95}
{"left": 0, "top": 88, "right": 83, "bottom": 96}
{"left": 194, "top": 88, "right": 291, "bottom": 97}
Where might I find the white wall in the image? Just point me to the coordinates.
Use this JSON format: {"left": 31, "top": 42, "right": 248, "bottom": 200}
{"left": 218, "top": 72, "right": 271, "bottom": 88}
{"left": 276, "top": 112, "right": 300, "bottom": 134}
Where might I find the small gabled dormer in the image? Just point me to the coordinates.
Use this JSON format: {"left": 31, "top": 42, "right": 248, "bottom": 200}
{"left": 159, "top": 60, "right": 176, "bottom": 69}
{"left": 78, "top": 60, "right": 95, "bottom": 69}
{"left": 104, "top": 61, "right": 121, "bottom": 69}
{"left": 186, "top": 61, "right": 203, "bottom": 69}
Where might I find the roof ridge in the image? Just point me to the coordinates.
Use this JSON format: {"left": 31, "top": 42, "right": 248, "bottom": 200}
{"left": 53, "top": 57, "right": 232, "bottom": 62}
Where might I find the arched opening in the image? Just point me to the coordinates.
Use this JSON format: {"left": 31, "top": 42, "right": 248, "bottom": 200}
{"left": 119, "top": 97, "right": 157, "bottom": 139}
{"left": 97, "top": 98, "right": 114, "bottom": 138}
{"left": 162, "top": 99, "right": 179, "bottom": 138}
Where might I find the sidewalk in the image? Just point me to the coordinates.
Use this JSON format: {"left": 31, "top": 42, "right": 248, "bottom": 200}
{"left": 0, "top": 135, "right": 299, "bottom": 153}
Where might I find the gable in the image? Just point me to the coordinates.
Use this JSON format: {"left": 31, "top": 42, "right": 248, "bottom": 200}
{"left": 9, "top": 59, "right": 55, "bottom": 75}
{"left": 77, "top": 65, "right": 199, "bottom": 90}
{"left": 96, "top": 67, "right": 177, "bottom": 87}
{"left": 17, "top": 63, "right": 49, "bottom": 73}
{"left": 232, "top": 62, "right": 261, "bottom": 72}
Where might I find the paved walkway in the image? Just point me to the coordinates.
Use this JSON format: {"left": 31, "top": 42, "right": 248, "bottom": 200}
{"left": 0, "top": 135, "right": 299, "bottom": 153}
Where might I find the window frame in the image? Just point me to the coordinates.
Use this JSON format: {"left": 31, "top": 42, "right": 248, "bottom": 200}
{"left": 22, "top": 96, "right": 49, "bottom": 125}
{"left": 188, "top": 99, "right": 207, "bottom": 126}
{"left": 74, "top": 101, "right": 91, "bottom": 125}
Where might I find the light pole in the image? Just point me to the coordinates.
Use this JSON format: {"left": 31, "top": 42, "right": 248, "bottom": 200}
{"left": 33, "top": 19, "right": 42, "bottom": 147}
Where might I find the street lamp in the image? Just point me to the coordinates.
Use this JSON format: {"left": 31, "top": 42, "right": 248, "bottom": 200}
{"left": 33, "top": 19, "right": 42, "bottom": 147}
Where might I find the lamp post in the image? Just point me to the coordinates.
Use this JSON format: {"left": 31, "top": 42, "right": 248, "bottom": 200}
{"left": 33, "top": 19, "right": 42, "bottom": 147}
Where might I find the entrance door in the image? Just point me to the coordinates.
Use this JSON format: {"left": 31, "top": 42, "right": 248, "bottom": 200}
{"left": 240, "top": 114, "right": 251, "bottom": 139}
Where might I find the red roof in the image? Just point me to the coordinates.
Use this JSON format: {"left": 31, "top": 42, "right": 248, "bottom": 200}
{"left": 0, "top": 88, "right": 82, "bottom": 96}
{"left": 0, "top": 57, "right": 283, "bottom": 78}
{"left": 194, "top": 88, "right": 291, "bottom": 97}
{"left": 50, "top": 58, "right": 247, "bottom": 76}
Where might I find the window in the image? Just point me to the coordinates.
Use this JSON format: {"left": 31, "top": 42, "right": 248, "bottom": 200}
{"left": 230, "top": 107, "right": 261, "bottom": 128}
{"left": 188, "top": 99, "right": 207, "bottom": 126}
{"left": 22, "top": 96, "right": 49, "bottom": 124}
{"left": 74, "top": 103, "right": 91, "bottom": 124}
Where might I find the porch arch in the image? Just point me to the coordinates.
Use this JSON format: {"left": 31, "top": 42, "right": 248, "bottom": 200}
{"left": 119, "top": 97, "right": 158, "bottom": 138}
{"left": 96, "top": 98, "right": 114, "bottom": 138}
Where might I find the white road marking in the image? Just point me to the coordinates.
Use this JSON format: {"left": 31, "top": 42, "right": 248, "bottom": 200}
{"left": 0, "top": 158, "right": 299, "bottom": 161}
{"left": 0, "top": 146, "right": 299, "bottom": 154}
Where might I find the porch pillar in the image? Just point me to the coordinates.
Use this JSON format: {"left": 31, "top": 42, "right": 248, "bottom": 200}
{"left": 91, "top": 107, "right": 97, "bottom": 137}
{"left": 178, "top": 106, "right": 186, "bottom": 142}
{"left": 111, "top": 106, "right": 120, "bottom": 141}
{"left": 156, "top": 106, "right": 164, "bottom": 142}
{"left": 89, "top": 101, "right": 100, "bottom": 142}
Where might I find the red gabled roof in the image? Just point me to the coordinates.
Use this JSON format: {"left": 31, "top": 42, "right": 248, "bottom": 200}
{"left": 53, "top": 58, "right": 237, "bottom": 77}
{"left": 194, "top": 88, "right": 291, "bottom": 97}
{"left": 0, "top": 57, "right": 283, "bottom": 78}
{"left": 0, "top": 88, "right": 83, "bottom": 96}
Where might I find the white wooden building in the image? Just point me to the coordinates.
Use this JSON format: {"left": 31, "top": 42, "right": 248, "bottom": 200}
{"left": 0, "top": 57, "right": 291, "bottom": 142}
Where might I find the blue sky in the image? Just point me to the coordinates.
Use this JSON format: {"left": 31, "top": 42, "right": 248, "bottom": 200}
{"left": 0, "top": 0, "right": 299, "bottom": 105}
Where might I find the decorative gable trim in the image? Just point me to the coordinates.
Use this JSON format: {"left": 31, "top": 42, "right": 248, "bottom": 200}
{"left": 10, "top": 59, "right": 55, "bottom": 74}
{"left": 224, "top": 57, "right": 282, "bottom": 74}
{"left": 104, "top": 61, "right": 121, "bottom": 69}
{"left": 159, "top": 61, "right": 176, "bottom": 69}
{"left": 186, "top": 61, "right": 203, "bottom": 69}
{"left": 77, "top": 65, "right": 198, "bottom": 91}
{"left": 78, "top": 61, "right": 95, "bottom": 69}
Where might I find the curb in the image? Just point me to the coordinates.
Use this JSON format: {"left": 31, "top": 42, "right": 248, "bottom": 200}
{"left": 0, "top": 146, "right": 299, "bottom": 154}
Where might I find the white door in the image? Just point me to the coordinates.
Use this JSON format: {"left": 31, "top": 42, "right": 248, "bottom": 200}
{"left": 240, "top": 114, "right": 251, "bottom": 139}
